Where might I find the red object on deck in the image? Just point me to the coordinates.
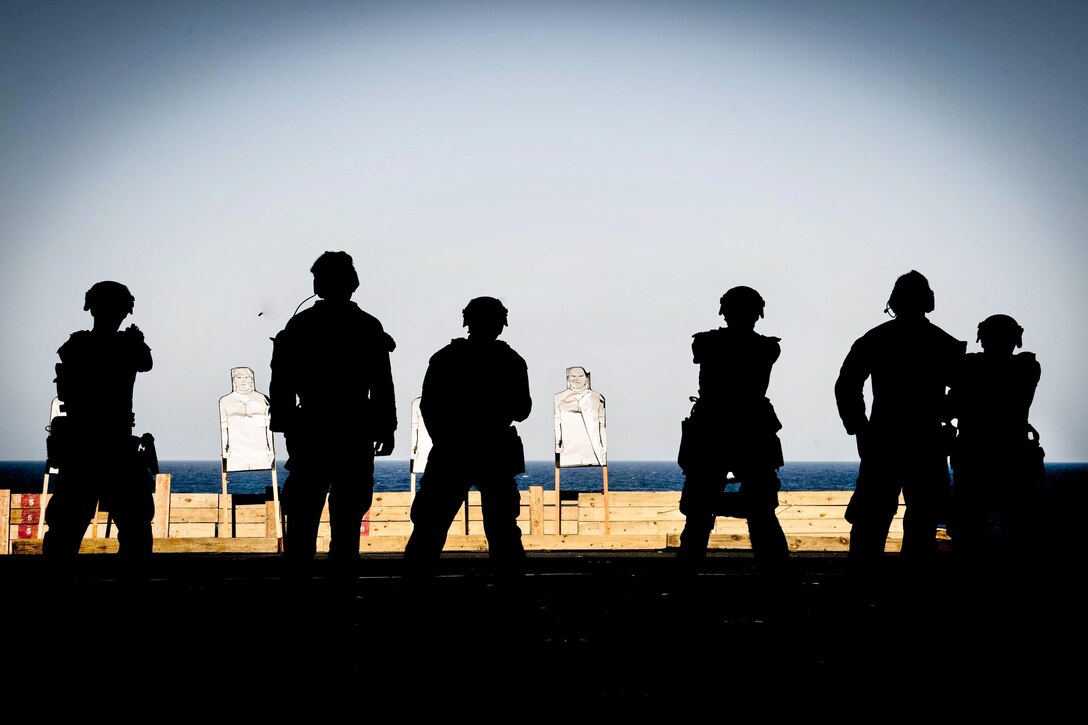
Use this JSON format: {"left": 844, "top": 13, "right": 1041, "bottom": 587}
{"left": 360, "top": 512, "right": 370, "bottom": 536}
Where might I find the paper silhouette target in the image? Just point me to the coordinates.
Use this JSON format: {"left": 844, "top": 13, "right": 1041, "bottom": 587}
{"left": 219, "top": 367, "right": 275, "bottom": 472}
{"left": 410, "top": 396, "right": 433, "bottom": 474}
{"left": 553, "top": 366, "right": 607, "bottom": 467}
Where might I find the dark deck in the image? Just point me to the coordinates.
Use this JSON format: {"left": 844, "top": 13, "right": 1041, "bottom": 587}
{"left": 3, "top": 546, "right": 1081, "bottom": 714}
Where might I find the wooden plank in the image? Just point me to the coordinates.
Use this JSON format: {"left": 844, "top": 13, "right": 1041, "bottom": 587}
{"left": 577, "top": 521, "right": 685, "bottom": 536}
{"left": 778, "top": 518, "right": 853, "bottom": 533}
{"left": 780, "top": 519, "right": 905, "bottom": 534}
{"left": 359, "top": 534, "right": 671, "bottom": 551}
{"left": 170, "top": 494, "right": 221, "bottom": 508}
{"left": 366, "top": 520, "right": 510, "bottom": 537}
{"left": 12, "top": 537, "right": 276, "bottom": 554}
{"left": 366, "top": 522, "right": 420, "bottom": 536}
{"left": 227, "top": 524, "right": 269, "bottom": 538}
{"left": 774, "top": 505, "right": 850, "bottom": 519}
{"left": 522, "top": 534, "right": 669, "bottom": 550}
{"left": 776, "top": 504, "right": 904, "bottom": 520}
{"left": 171, "top": 508, "right": 229, "bottom": 524}
{"left": 778, "top": 491, "right": 855, "bottom": 505}
{"left": 229, "top": 506, "right": 272, "bottom": 522}
{"left": 534, "top": 522, "right": 572, "bottom": 536}
{"left": 786, "top": 536, "right": 851, "bottom": 552}
{"left": 665, "top": 532, "right": 905, "bottom": 552}
{"left": 9, "top": 539, "right": 44, "bottom": 554}
{"left": 367, "top": 506, "right": 414, "bottom": 521}
{"left": 217, "top": 493, "right": 232, "bottom": 539}
{"left": 579, "top": 507, "right": 684, "bottom": 522}
{"left": 577, "top": 492, "right": 681, "bottom": 507}
{"left": 147, "top": 537, "right": 280, "bottom": 553}
{"left": 529, "top": 485, "right": 544, "bottom": 536}
{"left": 457, "top": 506, "right": 534, "bottom": 524}
{"left": 0, "top": 489, "right": 9, "bottom": 555}
{"left": 152, "top": 473, "right": 171, "bottom": 539}
{"left": 372, "top": 492, "right": 414, "bottom": 506}
{"left": 167, "top": 523, "right": 218, "bottom": 538}
{"left": 265, "top": 500, "right": 278, "bottom": 538}
{"left": 359, "top": 536, "right": 410, "bottom": 552}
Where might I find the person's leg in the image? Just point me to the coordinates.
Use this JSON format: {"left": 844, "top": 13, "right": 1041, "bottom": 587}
{"left": 42, "top": 469, "right": 100, "bottom": 560}
{"left": 845, "top": 457, "right": 900, "bottom": 565}
{"left": 405, "top": 468, "right": 470, "bottom": 572}
{"left": 678, "top": 472, "right": 727, "bottom": 565}
{"left": 901, "top": 458, "right": 950, "bottom": 563}
{"left": 478, "top": 476, "right": 526, "bottom": 571}
{"left": 950, "top": 465, "right": 987, "bottom": 561}
{"left": 282, "top": 466, "right": 327, "bottom": 561}
{"left": 327, "top": 456, "right": 375, "bottom": 562}
{"left": 107, "top": 450, "right": 155, "bottom": 562}
{"left": 994, "top": 475, "right": 1029, "bottom": 564}
{"left": 740, "top": 471, "right": 789, "bottom": 565}
{"left": 110, "top": 488, "right": 154, "bottom": 562}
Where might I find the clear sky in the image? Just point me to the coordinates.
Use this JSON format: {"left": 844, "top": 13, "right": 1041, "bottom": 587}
{"left": 2, "top": 1, "right": 1086, "bottom": 462}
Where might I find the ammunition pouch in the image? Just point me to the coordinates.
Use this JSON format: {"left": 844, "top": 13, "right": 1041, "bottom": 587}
{"left": 677, "top": 397, "right": 703, "bottom": 475}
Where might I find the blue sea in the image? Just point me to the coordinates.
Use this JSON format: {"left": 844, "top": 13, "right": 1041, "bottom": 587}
{"left": 2, "top": 460, "right": 1085, "bottom": 496}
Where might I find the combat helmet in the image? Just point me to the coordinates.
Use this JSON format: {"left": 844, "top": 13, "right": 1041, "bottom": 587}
{"left": 719, "top": 286, "right": 766, "bottom": 319}
{"left": 977, "top": 314, "right": 1024, "bottom": 349}
{"left": 83, "top": 281, "right": 135, "bottom": 316}
{"left": 462, "top": 296, "right": 509, "bottom": 328}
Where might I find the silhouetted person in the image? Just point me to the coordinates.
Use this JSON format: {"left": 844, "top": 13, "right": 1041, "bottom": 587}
{"left": 948, "top": 314, "right": 1041, "bottom": 561}
{"left": 835, "top": 271, "right": 965, "bottom": 566}
{"left": 677, "top": 286, "right": 790, "bottom": 568}
{"left": 404, "top": 297, "right": 531, "bottom": 574}
{"left": 42, "top": 281, "right": 155, "bottom": 562}
{"left": 269, "top": 251, "right": 396, "bottom": 565}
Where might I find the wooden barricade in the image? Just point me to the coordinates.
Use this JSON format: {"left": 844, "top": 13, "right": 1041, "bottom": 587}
{"left": 4, "top": 484, "right": 918, "bottom": 555}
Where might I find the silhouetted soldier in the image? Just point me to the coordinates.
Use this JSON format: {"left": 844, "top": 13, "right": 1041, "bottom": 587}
{"left": 835, "top": 271, "right": 965, "bottom": 566}
{"left": 269, "top": 251, "right": 396, "bottom": 564}
{"left": 948, "top": 314, "right": 1042, "bottom": 561}
{"left": 677, "top": 286, "right": 790, "bottom": 568}
{"left": 43, "top": 281, "right": 155, "bottom": 561}
{"left": 404, "top": 297, "right": 531, "bottom": 573}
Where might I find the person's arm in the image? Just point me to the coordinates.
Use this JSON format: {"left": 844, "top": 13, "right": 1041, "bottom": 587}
{"left": 510, "top": 358, "right": 532, "bottom": 424}
{"left": 1021, "top": 353, "right": 1042, "bottom": 417}
{"left": 943, "top": 343, "right": 968, "bottom": 427}
{"left": 767, "top": 336, "right": 782, "bottom": 367}
{"left": 125, "top": 325, "right": 153, "bottom": 372}
{"left": 268, "top": 329, "right": 296, "bottom": 434}
{"left": 419, "top": 352, "right": 454, "bottom": 444}
{"left": 834, "top": 338, "right": 871, "bottom": 436}
{"left": 371, "top": 330, "right": 397, "bottom": 456}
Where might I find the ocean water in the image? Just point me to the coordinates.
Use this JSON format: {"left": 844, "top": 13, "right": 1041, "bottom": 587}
{"left": 3, "top": 460, "right": 1085, "bottom": 496}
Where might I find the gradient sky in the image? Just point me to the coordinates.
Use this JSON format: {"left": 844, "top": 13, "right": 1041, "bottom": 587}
{"left": 3, "top": 1, "right": 1086, "bottom": 463}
